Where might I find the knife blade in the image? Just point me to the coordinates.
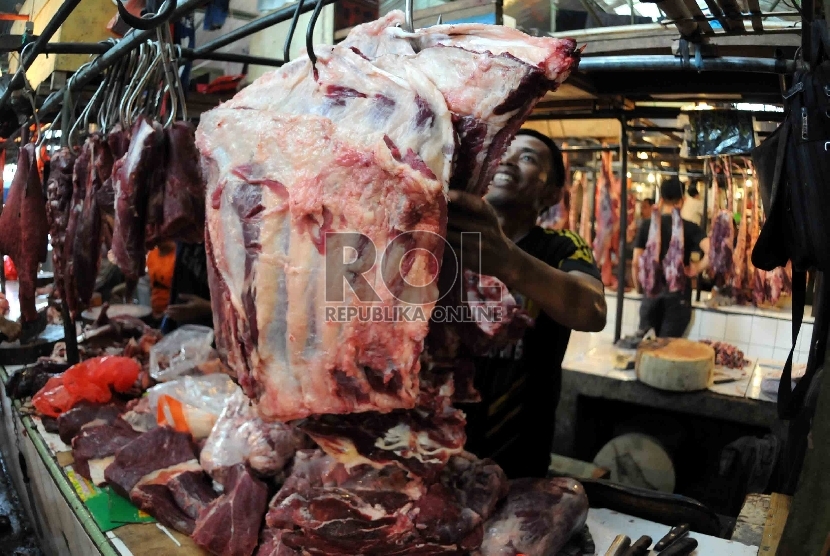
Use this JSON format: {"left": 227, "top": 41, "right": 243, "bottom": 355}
{"left": 657, "top": 536, "right": 698, "bottom": 555}
{"left": 654, "top": 523, "right": 690, "bottom": 551}
{"left": 605, "top": 534, "right": 631, "bottom": 556}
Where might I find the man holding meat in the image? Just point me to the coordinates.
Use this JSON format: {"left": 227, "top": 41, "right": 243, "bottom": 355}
{"left": 448, "top": 129, "right": 607, "bottom": 479}
{"left": 631, "top": 178, "right": 710, "bottom": 337}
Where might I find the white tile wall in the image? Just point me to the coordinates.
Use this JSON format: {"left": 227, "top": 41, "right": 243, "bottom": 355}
{"left": 725, "top": 315, "right": 753, "bottom": 344}
{"left": 750, "top": 317, "right": 779, "bottom": 347}
{"left": 601, "top": 294, "right": 808, "bottom": 364}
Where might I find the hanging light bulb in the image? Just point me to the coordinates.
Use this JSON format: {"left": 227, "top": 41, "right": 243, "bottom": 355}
{"left": 627, "top": 172, "right": 632, "bottom": 178}
{"left": 746, "top": 179, "right": 753, "bottom": 188}
{"left": 647, "top": 173, "right": 656, "bottom": 183}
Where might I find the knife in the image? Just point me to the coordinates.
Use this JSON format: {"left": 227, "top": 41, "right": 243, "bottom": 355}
{"left": 605, "top": 535, "right": 631, "bottom": 556}
{"left": 654, "top": 523, "right": 690, "bottom": 551}
{"left": 622, "top": 535, "right": 652, "bottom": 556}
{"left": 657, "top": 536, "right": 698, "bottom": 555}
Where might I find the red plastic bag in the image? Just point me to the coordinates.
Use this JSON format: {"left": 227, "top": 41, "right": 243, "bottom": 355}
{"left": 32, "top": 356, "right": 141, "bottom": 417}
{"left": 4, "top": 256, "right": 17, "bottom": 281}
{"left": 32, "top": 376, "right": 73, "bottom": 418}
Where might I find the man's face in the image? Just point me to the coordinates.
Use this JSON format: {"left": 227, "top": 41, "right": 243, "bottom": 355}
{"left": 640, "top": 202, "right": 653, "bottom": 219}
{"left": 485, "top": 135, "right": 559, "bottom": 210}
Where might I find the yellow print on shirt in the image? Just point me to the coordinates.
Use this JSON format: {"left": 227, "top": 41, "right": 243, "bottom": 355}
{"left": 544, "top": 229, "right": 595, "bottom": 267}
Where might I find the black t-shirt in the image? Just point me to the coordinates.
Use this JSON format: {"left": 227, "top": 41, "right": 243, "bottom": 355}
{"left": 459, "top": 226, "right": 601, "bottom": 479}
{"left": 634, "top": 214, "right": 706, "bottom": 266}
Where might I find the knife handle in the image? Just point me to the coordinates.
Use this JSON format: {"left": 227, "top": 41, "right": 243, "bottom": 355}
{"left": 622, "top": 535, "right": 652, "bottom": 556}
{"left": 605, "top": 535, "right": 631, "bottom": 556}
{"left": 657, "top": 536, "right": 698, "bottom": 556}
{"left": 654, "top": 524, "right": 690, "bottom": 551}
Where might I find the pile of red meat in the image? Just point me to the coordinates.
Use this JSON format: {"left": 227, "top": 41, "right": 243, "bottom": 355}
{"left": 44, "top": 119, "right": 206, "bottom": 320}
{"left": 700, "top": 339, "right": 750, "bottom": 369}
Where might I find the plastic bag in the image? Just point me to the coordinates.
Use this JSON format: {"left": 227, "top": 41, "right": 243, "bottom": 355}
{"left": 149, "top": 325, "right": 215, "bottom": 382}
{"left": 32, "top": 356, "right": 141, "bottom": 418}
{"left": 4, "top": 256, "right": 17, "bottom": 281}
{"left": 146, "top": 374, "right": 238, "bottom": 440}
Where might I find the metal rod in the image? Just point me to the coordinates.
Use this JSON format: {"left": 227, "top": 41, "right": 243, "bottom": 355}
{"left": 561, "top": 144, "right": 680, "bottom": 153}
{"left": 659, "top": 9, "right": 800, "bottom": 23}
{"left": 37, "top": 0, "right": 211, "bottom": 118}
{"left": 614, "top": 119, "right": 628, "bottom": 343}
{"left": 194, "top": 0, "right": 337, "bottom": 56}
{"left": 697, "top": 163, "right": 710, "bottom": 302}
{"left": 0, "top": 0, "right": 85, "bottom": 110}
{"left": 578, "top": 55, "right": 796, "bottom": 73}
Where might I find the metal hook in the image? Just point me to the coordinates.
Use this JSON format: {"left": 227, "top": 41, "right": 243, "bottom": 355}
{"left": 116, "top": 0, "right": 175, "bottom": 31}
{"left": 283, "top": 0, "right": 306, "bottom": 63}
{"left": 306, "top": 0, "right": 325, "bottom": 70}
{"left": 404, "top": 0, "right": 414, "bottom": 32}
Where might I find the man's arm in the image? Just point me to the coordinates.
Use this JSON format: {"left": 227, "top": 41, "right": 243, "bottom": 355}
{"left": 687, "top": 237, "right": 710, "bottom": 277}
{"left": 446, "top": 191, "right": 607, "bottom": 333}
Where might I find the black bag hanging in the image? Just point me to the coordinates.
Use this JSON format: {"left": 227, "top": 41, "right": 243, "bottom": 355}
{"left": 751, "top": 20, "right": 830, "bottom": 419}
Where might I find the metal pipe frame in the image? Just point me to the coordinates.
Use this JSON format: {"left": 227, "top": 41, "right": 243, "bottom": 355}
{"left": 614, "top": 118, "right": 629, "bottom": 343}
{"left": 578, "top": 55, "right": 796, "bottom": 73}
{"left": 0, "top": 0, "right": 85, "bottom": 109}
{"left": 193, "top": 0, "right": 338, "bottom": 56}
{"left": 562, "top": 144, "right": 680, "bottom": 153}
{"left": 37, "top": 0, "right": 211, "bottom": 118}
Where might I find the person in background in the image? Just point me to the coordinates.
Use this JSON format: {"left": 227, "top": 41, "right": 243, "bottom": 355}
{"left": 681, "top": 182, "right": 704, "bottom": 227}
{"left": 448, "top": 129, "right": 606, "bottom": 479}
{"left": 146, "top": 241, "right": 176, "bottom": 324}
{"left": 632, "top": 178, "right": 710, "bottom": 337}
{"left": 636, "top": 198, "right": 656, "bottom": 231}
{"left": 161, "top": 242, "right": 213, "bottom": 333}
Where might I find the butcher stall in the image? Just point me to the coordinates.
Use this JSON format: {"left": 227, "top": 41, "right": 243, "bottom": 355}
{"left": 0, "top": 0, "right": 827, "bottom": 553}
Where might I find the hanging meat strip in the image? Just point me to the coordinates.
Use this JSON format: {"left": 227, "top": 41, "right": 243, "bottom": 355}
{"left": 69, "top": 135, "right": 114, "bottom": 315}
{"left": 593, "top": 150, "right": 619, "bottom": 287}
{"left": 0, "top": 144, "right": 49, "bottom": 322}
{"left": 158, "top": 122, "right": 205, "bottom": 244}
{"left": 707, "top": 158, "right": 734, "bottom": 286}
{"left": 664, "top": 208, "right": 686, "bottom": 293}
{"left": 45, "top": 147, "right": 76, "bottom": 302}
{"left": 569, "top": 170, "right": 582, "bottom": 236}
{"left": 731, "top": 165, "right": 749, "bottom": 295}
{"left": 579, "top": 171, "right": 593, "bottom": 248}
{"left": 112, "top": 117, "right": 165, "bottom": 287}
{"left": 98, "top": 123, "right": 132, "bottom": 220}
{"left": 638, "top": 210, "right": 662, "bottom": 297}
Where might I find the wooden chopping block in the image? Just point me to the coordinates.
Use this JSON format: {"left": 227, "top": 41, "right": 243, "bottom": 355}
{"left": 635, "top": 338, "right": 715, "bottom": 392}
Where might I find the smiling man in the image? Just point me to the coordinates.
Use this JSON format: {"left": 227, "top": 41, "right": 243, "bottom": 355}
{"left": 447, "top": 129, "right": 607, "bottom": 479}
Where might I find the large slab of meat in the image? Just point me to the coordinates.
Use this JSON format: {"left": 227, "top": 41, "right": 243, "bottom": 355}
{"left": 708, "top": 159, "right": 734, "bottom": 285}
{"left": 262, "top": 449, "right": 507, "bottom": 555}
{"left": 480, "top": 477, "right": 589, "bottom": 555}
{"left": 593, "top": 151, "right": 619, "bottom": 287}
{"left": 638, "top": 210, "right": 662, "bottom": 297}
{"left": 664, "top": 208, "right": 686, "bottom": 293}
{"left": 197, "top": 11, "right": 579, "bottom": 422}
{"left": 0, "top": 144, "right": 49, "bottom": 322}
{"left": 45, "top": 148, "right": 76, "bottom": 302}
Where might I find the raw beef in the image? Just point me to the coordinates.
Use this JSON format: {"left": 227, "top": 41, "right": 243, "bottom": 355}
{"left": 569, "top": 171, "right": 583, "bottom": 236}
{"left": 480, "top": 477, "right": 589, "bottom": 556}
{"left": 341, "top": 12, "right": 579, "bottom": 195}
{"left": 69, "top": 134, "right": 114, "bottom": 315}
{"left": 44, "top": 148, "right": 76, "bottom": 302}
{"left": 71, "top": 419, "right": 140, "bottom": 482}
{"left": 700, "top": 339, "right": 749, "bottom": 369}
{"left": 664, "top": 208, "right": 686, "bottom": 293}
{"left": 58, "top": 402, "right": 124, "bottom": 444}
{"left": 131, "top": 460, "right": 217, "bottom": 536}
{"left": 200, "top": 390, "right": 309, "bottom": 483}
{"left": 579, "top": 171, "right": 593, "bottom": 248}
{"left": 5, "top": 360, "right": 69, "bottom": 401}
{"left": 160, "top": 122, "right": 205, "bottom": 244}
{"left": 112, "top": 117, "right": 164, "bottom": 283}
{"left": 264, "top": 449, "right": 506, "bottom": 555}
{"left": 297, "top": 402, "right": 466, "bottom": 480}
{"left": 192, "top": 463, "right": 269, "bottom": 556}
{"left": 0, "top": 144, "right": 49, "bottom": 322}
{"left": 104, "top": 426, "right": 196, "bottom": 498}
{"left": 197, "top": 12, "right": 578, "bottom": 421}
{"left": 731, "top": 170, "right": 749, "bottom": 294}
{"left": 593, "top": 151, "right": 619, "bottom": 288}
{"left": 708, "top": 159, "right": 734, "bottom": 285}
{"left": 638, "top": 210, "right": 662, "bottom": 297}
{"left": 98, "top": 124, "right": 131, "bottom": 219}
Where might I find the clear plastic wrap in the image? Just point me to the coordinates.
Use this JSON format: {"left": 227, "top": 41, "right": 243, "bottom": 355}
{"left": 146, "top": 374, "right": 238, "bottom": 440}
{"left": 149, "top": 324, "right": 215, "bottom": 382}
{"left": 683, "top": 110, "right": 756, "bottom": 157}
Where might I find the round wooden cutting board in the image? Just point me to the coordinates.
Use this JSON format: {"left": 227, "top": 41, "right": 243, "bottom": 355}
{"left": 635, "top": 338, "right": 716, "bottom": 392}
{"left": 593, "top": 432, "right": 676, "bottom": 493}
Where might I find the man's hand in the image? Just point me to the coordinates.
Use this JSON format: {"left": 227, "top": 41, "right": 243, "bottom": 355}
{"left": 166, "top": 294, "right": 212, "bottom": 324}
{"left": 446, "top": 190, "right": 516, "bottom": 279}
